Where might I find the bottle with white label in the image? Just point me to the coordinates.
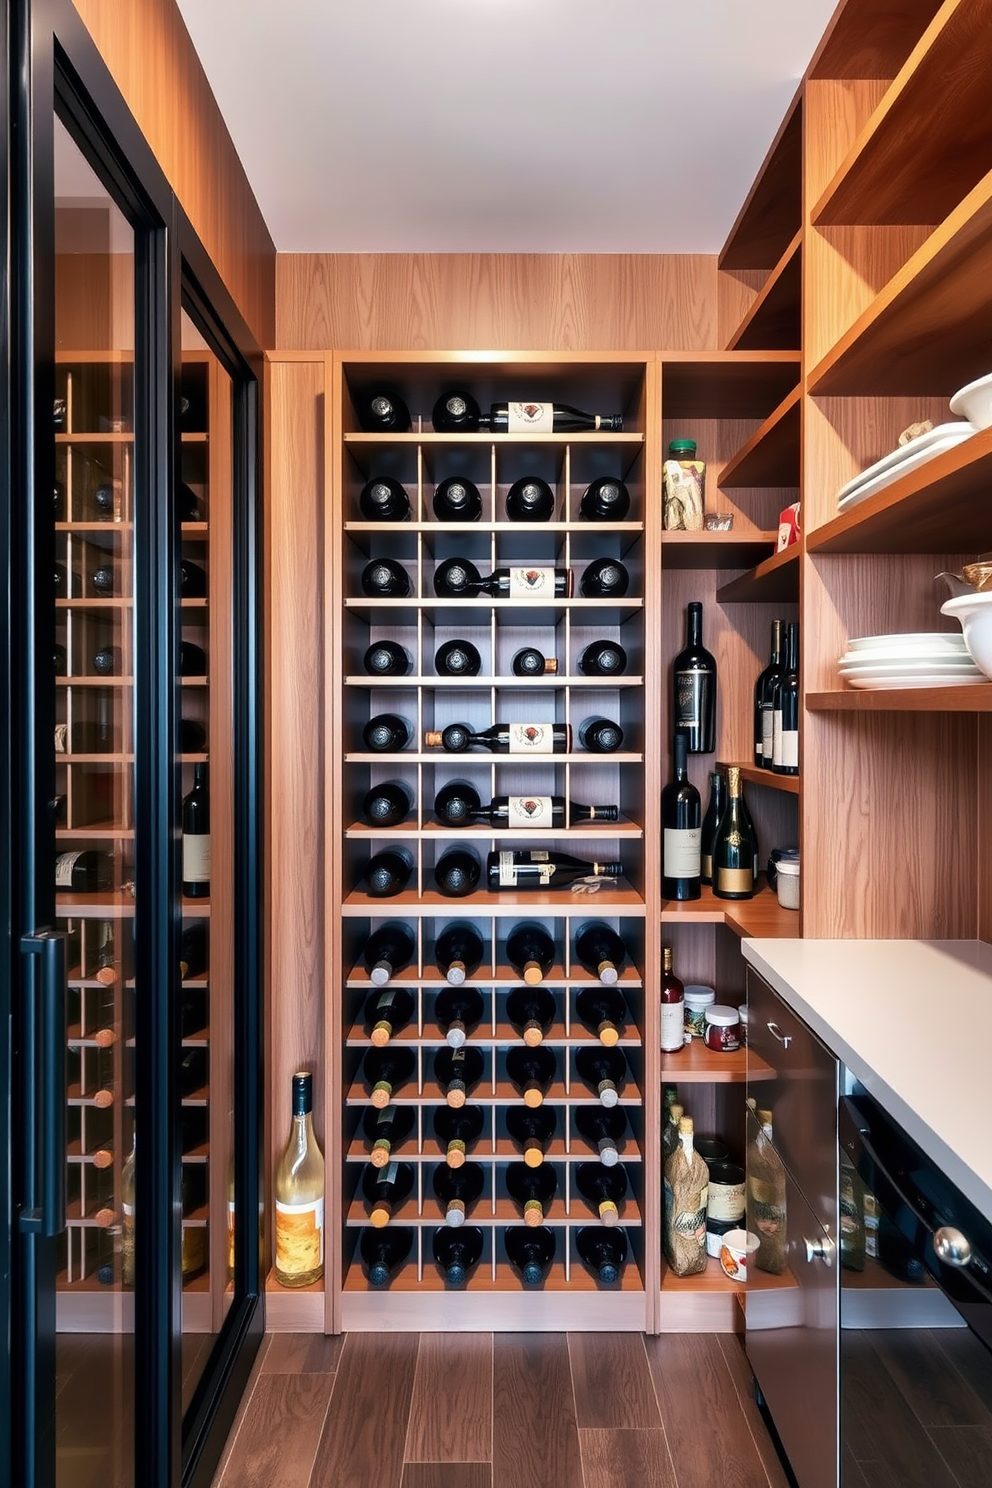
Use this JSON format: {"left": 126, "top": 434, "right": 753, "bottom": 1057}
{"left": 660, "top": 943, "right": 686, "bottom": 1054}
{"left": 425, "top": 721, "right": 571, "bottom": 755}
{"left": 486, "top": 850, "right": 622, "bottom": 892}
{"left": 434, "top": 782, "right": 618, "bottom": 829}
{"left": 274, "top": 1071, "right": 325, "bottom": 1287}
{"left": 661, "top": 730, "right": 701, "bottom": 900}
{"left": 433, "top": 557, "right": 571, "bottom": 599}
{"left": 181, "top": 762, "right": 210, "bottom": 899}
{"left": 754, "top": 619, "right": 783, "bottom": 768}
{"left": 489, "top": 401, "right": 623, "bottom": 434}
{"left": 775, "top": 621, "right": 800, "bottom": 777}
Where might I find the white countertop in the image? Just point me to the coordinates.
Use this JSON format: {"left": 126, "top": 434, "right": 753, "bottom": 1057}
{"left": 742, "top": 939, "right": 992, "bottom": 1221}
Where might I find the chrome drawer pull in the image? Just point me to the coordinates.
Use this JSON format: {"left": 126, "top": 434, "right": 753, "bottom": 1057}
{"left": 767, "top": 1021, "right": 792, "bottom": 1049}
{"left": 934, "top": 1227, "right": 972, "bottom": 1268}
{"left": 804, "top": 1237, "right": 834, "bottom": 1267}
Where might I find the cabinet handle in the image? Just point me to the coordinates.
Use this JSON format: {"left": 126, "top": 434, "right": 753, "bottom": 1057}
{"left": 766, "top": 1020, "right": 792, "bottom": 1049}
{"left": 804, "top": 1237, "right": 834, "bottom": 1267}
{"left": 934, "top": 1227, "right": 972, "bottom": 1268}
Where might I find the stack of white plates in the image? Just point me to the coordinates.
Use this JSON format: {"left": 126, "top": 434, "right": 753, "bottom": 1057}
{"left": 839, "top": 633, "right": 989, "bottom": 689}
{"left": 836, "top": 422, "right": 975, "bottom": 513}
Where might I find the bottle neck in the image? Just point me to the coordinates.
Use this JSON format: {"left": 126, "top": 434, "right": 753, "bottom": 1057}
{"left": 770, "top": 619, "right": 783, "bottom": 666}
{"left": 686, "top": 604, "right": 703, "bottom": 647}
{"left": 785, "top": 623, "right": 799, "bottom": 672}
{"left": 673, "top": 732, "right": 689, "bottom": 780}
{"left": 678, "top": 1130, "right": 694, "bottom": 1163}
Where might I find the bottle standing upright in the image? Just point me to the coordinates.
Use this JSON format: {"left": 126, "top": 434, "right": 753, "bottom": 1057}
{"left": 754, "top": 619, "right": 783, "bottom": 768}
{"left": 661, "top": 730, "right": 701, "bottom": 901}
{"left": 274, "top": 1071, "right": 325, "bottom": 1287}
{"left": 181, "top": 762, "right": 210, "bottom": 898}
{"left": 659, "top": 944, "right": 685, "bottom": 1054}
{"left": 712, "top": 766, "right": 758, "bottom": 900}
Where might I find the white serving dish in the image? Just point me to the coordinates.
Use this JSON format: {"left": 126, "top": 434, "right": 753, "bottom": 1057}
{"left": 837, "top": 425, "right": 976, "bottom": 512}
{"left": 846, "top": 632, "right": 967, "bottom": 652}
{"left": 838, "top": 658, "right": 984, "bottom": 678}
{"left": 949, "top": 372, "right": 992, "bottom": 431}
{"left": 843, "top": 672, "right": 990, "bottom": 689}
{"left": 840, "top": 645, "right": 971, "bottom": 665}
{"left": 940, "top": 591, "right": 992, "bottom": 678}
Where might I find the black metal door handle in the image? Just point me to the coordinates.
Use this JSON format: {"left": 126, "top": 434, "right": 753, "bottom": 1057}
{"left": 20, "top": 930, "right": 67, "bottom": 1237}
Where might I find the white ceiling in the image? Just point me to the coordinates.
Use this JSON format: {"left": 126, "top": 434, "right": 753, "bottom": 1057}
{"left": 175, "top": 0, "right": 836, "bottom": 255}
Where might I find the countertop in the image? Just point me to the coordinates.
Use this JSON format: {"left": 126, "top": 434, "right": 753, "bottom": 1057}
{"left": 742, "top": 939, "right": 992, "bottom": 1220}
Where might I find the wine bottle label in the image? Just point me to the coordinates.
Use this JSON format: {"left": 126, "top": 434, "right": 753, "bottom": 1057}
{"left": 506, "top": 401, "right": 554, "bottom": 434}
{"left": 669, "top": 1193, "right": 708, "bottom": 1244}
{"left": 498, "top": 854, "right": 518, "bottom": 887}
{"left": 761, "top": 706, "right": 774, "bottom": 762}
{"left": 701, "top": 852, "right": 712, "bottom": 881}
{"left": 663, "top": 827, "right": 701, "bottom": 876}
{"left": 772, "top": 708, "right": 784, "bottom": 767}
{"left": 660, "top": 1001, "right": 685, "bottom": 1053}
{"left": 715, "top": 866, "right": 754, "bottom": 894}
{"left": 674, "top": 668, "right": 712, "bottom": 728}
{"left": 509, "top": 723, "right": 555, "bottom": 754}
{"left": 183, "top": 832, "right": 211, "bottom": 885}
{"left": 507, "top": 795, "right": 553, "bottom": 826}
{"left": 707, "top": 1175, "right": 746, "bottom": 1223}
{"left": 781, "top": 730, "right": 799, "bottom": 769}
{"left": 275, "top": 1197, "right": 324, "bottom": 1272}
{"left": 508, "top": 566, "right": 555, "bottom": 597}
{"left": 55, "top": 851, "right": 85, "bottom": 889}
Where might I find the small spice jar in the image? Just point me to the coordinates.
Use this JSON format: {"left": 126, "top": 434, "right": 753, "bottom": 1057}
{"left": 704, "top": 1005, "right": 742, "bottom": 1053}
{"left": 775, "top": 857, "right": 800, "bottom": 911}
{"left": 663, "top": 439, "right": 705, "bottom": 531}
{"left": 683, "top": 986, "right": 715, "bottom": 1040}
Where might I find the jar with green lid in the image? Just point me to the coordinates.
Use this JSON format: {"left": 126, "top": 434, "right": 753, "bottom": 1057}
{"left": 663, "top": 438, "right": 705, "bottom": 531}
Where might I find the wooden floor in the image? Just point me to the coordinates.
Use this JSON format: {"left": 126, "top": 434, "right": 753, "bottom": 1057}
{"left": 210, "top": 1331, "right": 793, "bottom": 1488}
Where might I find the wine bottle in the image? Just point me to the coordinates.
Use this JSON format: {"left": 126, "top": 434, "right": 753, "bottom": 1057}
{"left": 361, "top": 781, "right": 413, "bottom": 827}
{"left": 662, "top": 1102, "right": 684, "bottom": 1164}
{"left": 361, "top": 557, "right": 411, "bottom": 598}
{"left": 359, "top": 476, "right": 411, "bottom": 522}
{"left": 574, "top": 923, "right": 626, "bottom": 985}
{"left": 435, "top": 785, "right": 618, "bottom": 831}
{"left": 433, "top": 1104, "right": 484, "bottom": 1167}
{"left": 672, "top": 601, "right": 717, "bottom": 753}
{"left": 577, "top": 639, "right": 627, "bottom": 676}
{"left": 431, "top": 389, "right": 483, "bottom": 433}
{"left": 433, "top": 846, "right": 481, "bottom": 897}
{"left": 54, "top": 561, "right": 68, "bottom": 596}
{"left": 94, "top": 919, "right": 117, "bottom": 988}
{"left": 754, "top": 619, "right": 784, "bottom": 768}
{"left": 434, "top": 638, "right": 482, "bottom": 676}
{"left": 274, "top": 1071, "right": 325, "bottom": 1286}
{"left": 358, "top": 389, "right": 411, "bottom": 433}
{"left": 179, "top": 922, "right": 208, "bottom": 980}
{"left": 362, "top": 1159, "right": 414, "bottom": 1227}
{"left": 363, "top": 986, "right": 415, "bottom": 1045}
{"left": 712, "top": 765, "right": 757, "bottom": 900}
{"left": 362, "top": 714, "right": 411, "bottom": 752}
{"left": 662, "top": 726, "right": 701, "bottom": 900}
{"left": 181, "top": 762, "right": 210, "bottom": 898}
{"left": 576, "top": 1225, "right": 627, "bottom": 1284}
{"left": 180, "top": 641, "right": 207, "bottom": 676}
{"left": 433, "top": 1161, "right": 484, "bottom": 1226}
{"left": 575, "top": 1046, "right": 626, "bottom": 1107}
{"left": 91, "top": 561, "right": 115, "bottom": 594}
{"left": 660, "top": 943, "right": 685, "bottom": 1054}
{"left": 487, "top": 850, "right": 622, "bottom": 892}
{"left": 56, "top": 849, "right": 114, "bottom": 892}
{"left": 505, "top": 1225, "right": 556, "bottom": 1285}
{"left": 504, "top": 476, "right": 555, "bottom": 522}
{"left": 663, "top": 1115, "right": 708, "bottom": 1277}
{"left": 177, "top": 481, "right": 200, "bottom": 523}
{"left": 363, "top": 848, "right": 414, "bottom": 898}
{"left": 364, "top": 1103, "right": 414, "bottom": 1168}
{"left": 506, "top": 1161, "right": 557, "bottom": 1226}
{"left": 504, "top": 922, "right": 553, "bottom": 985}
{"left": 506, "top": 1105, "right": 556, "bottom": 1167}
{"left": 578, "top": 717, "right": 624, "bottom": 753}
{"left": 489, "top": 402, "right": 622, "bottom": 434}
{"left": 363, "top": 1046, "right": 415, "bottom": 1107}
{"left": 506, "top": 1045, "right": 556, "bottom": 1107}
{"left": 177, "top": 1048, "right": 209, "bottom": 1098}
{"left": 433, "top": 476, "right": 483, "bottom": 522}
{"left": 699, "top": 770, "right": 726, "bottom": 887}
{"left": 425, "top": 721, "right": 571, "bottom": 755}
{"left": 511, "top": 646, "right": 556, "bottom": 677}
{"left": 93, "top": 482, "right": 117, "bottom": 519}
{"left": 435, "top": 984, "right": 484, "bottom": 1047}
{"left": 363, "top": 923, "right": 416, "bottom": 985}
{"left": 434, "top": 1045, "right": 483, "bottom": 1107}
{"left": 361, "top": 1225, "right": 413, "bottom": 1287}
{"left": 433, "top": 558, "right": 571, "bottom": 599}
{"left": 433, "top": 1225, "right": 484, "bottom": 1286}
{"left": 575, "top": 1105, "right": 626, "bottom": 1167}
{"left": 575, "top": 987, "right": 627, "bottom": 1047}
{"left": 53, "top": 643, "right": 67, "bottom": 674}
{"left": 121, "top": 1131, "right": 136, "bottom": 1287}
{"left": 579, "top": 557, "right": 629, "bottom": 598}
{"left": 576, "top": 1161, "right": 627, "bottom": 1226}
{"left": 180, "top": 718, "right": 207, "bottom": 752}
{"left": 92, "top": 646, "right": 121, "bottom": 676}
{"left": 580, "top": 476, "right": 630, "bottom": 521}
{"left": 364, "top": 639, "right": 412, "bottom": 676}
{"left": 775, "top": 621, "right": 800, "bottom": 777}
{"left": 435, "top": 923, "right": 484, "bottom": 984}
{"left": 506, "top": 986, "right": 557, "bottom": 1046}
{"left": 53, "top": 478, "right": 65, "bottom": 519}
{"left": 180, "top": 559, "right": 208, "bottom": 598}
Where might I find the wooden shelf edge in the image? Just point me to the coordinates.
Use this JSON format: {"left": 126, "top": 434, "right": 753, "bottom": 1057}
{"left": 660, "top": 531, "right": 778, "bottom": 572}
{"left": 725, "top": 230, "right": 803, "bottom": 353}
{"left": 342, "top": 431, "right": 646, "bottom": 446}
{"left": 806, "top": 685, "right": 992, "bottom": 712}
{"left": 719, "top": 384, "right": 802, "bottom": 489}
{"left": 718, "top": 89, "right": 803, "bottom": 271}
{"left": 715, "top": 760, "right": 801, "bottom": 796}
{"left": 662, "top": 881, "right": 799, "bottom": 939}
{"left": 716, "top": 544, "right": 800, "bottom": 604}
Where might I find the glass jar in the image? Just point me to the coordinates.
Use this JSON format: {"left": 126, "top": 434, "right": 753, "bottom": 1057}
{"left": 776, "top": 858, "right": 800, "bottom": 910}
{"left": 683, "top": 985, "right": 715, "bottom": 1040}
{"left": 704, "top": 1004, "right": 741, "bottom": 1052}
{"left": 663, "top": 439, "right": 705, "bottom": 531}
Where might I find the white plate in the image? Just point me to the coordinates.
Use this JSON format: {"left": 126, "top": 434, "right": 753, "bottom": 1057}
{"left": 839, "top": 656, "right": 984, "bottom": 676}
{"left": 840, "top": 646, "right": 972, "bottom": 665}
{"left": 837, "top": 429, "right": 976, "bottom": 513}
{"left": 836, "top": 423, "right": 975, "bottom": 502}
{"left": 843, "top": 672, "right": 990, "bottom": 689}
{"left": 847, "top": 632, "right": 967, "bottom": 652}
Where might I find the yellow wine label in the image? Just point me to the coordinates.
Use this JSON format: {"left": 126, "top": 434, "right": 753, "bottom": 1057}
{"left": 275, "top": 1198, "right": 324, "bottom": 1274}
{"left": 715, "top": 866, "right": 754, "bottom": 893}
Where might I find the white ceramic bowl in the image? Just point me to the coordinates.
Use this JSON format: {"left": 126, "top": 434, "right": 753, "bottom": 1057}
{"left": 940, "top": 592, "right": 992, "bottom": 677}
{"left": 950, "top": 372, "right": 992, "bottom": 430}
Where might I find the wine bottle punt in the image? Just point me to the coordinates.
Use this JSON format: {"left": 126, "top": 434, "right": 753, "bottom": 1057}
{"left": 358, "top": 389, "right": 411, "bottom": 433}
{"left": 575, "top": 1105, "right": 626, "bottom": 1167}
{"left": 435, "top": 923, "right": 484, "bottom": 985}
{"left": 364, "top": 1104, "right": 415, "bottom": 1168}
{"left": 506, "top": 986, "right": 557, "bottom": 1047}
{"left": 433, "top": 1225, "right": 484, "bottom": 1286}
{"left": 363, "top": 640, "right": 412, "bottom": 676}
{"left": 504, "top": 476, "right": 555, "bottom": 522}
{"left": 712, "top": 765, "right": 758, "bottom": 900}
{"left": 359, "top": 476, "right": 411, "bottom": 522}
{"left": 426, "top": 721, "right": 571, "bottom": 755}
{"left": 274, "top": 1071, "right": 325, "bottom": 1287}
{"left": 433, "top": 846, "right": 481, "bottom": 897}
{"left": 91, "top": 562, "right": 115, "bottom": 594}
{"left": 505, "top": 1224, "right": 556, "bottom": 1286}
{"left": 182, "top": 762, "right": 210, "bottom": 898}
{"left": 672, "top": 601, "right": 717, "bottom": 753}
{"left": 363, "top": 1046, "right": 415, "bottom": 1107}
{"left": 580, "top": 476, "right": 631, "bottom": 521}
{"left": 433, "top": 557, "right": 571, "bottom": 599}
{"left": 489, "top": 401, "right": 622, "bottom": 434}
{"left": 433, "top": 1104, "right": 484, "bottom": 1167}
{"left": 662, "top": 729, "right": 701, "bottom": 901}
{"left": 575, "top": 1046, "right": 626, "bottom": 1108}
{"left": 363, "top": 923, "right": 416, "bottom": 985}
{"left": 506, "top": 1105, "right": 556, "bottom": 1168}
{"left": 575, "top": 987, "right": 627, "bottom": 1048}
{"left": 434, "top": 638, "right": 482, "bottom": 676}
{"left": 435, "top": 984, "right": 484, "bottom": 1047}
{"left": 512, "top": 646, "right": 557, "bottom": 676}
{"left": 505, "top": 922, "right": 555, "bottom": 985}
{"left": 577, "top": 639, "right": 627, "bottom": 676}
{"left": 433, "top": 1161, "right": 484, "bottom": 1226}
{"left": 574, "top": 923, "right": 626, "bottom": 985}
{"left": 362, "top": 848, "right": 414, "bottom": 898}
{"left": 487, "top": 850, "right": 621, "bottom": 892}
{"left": 576, "top": 1225, "right": 627, "bottom": 1284}
{"left": 754, "top": 619, "right": 783, "bottom": 768}
{"left": 362, "top": 1159, "right": 414, "bottom": 1227}
{"left": 578, "top": 717, "right": 624, "bottom": 753}
{"left": 506, "top": 1161, "right": 557, "bottom": 1226}
{"left": 361, "top": 557, "right": 412, "bottom": 598}
{"left": 433, "top": 476, "right": 483, "bottom": 522}
{"left": 361, "top": 1225, "right": 413, "bottom": 1287}
{"left": 434, "top": 1045, "right": 484, "bottom": 1107}
{"left": 361, "top": 781, "right": 413, "bottom": 827}
{"left": 506, "top": 1045, "right": 556, "bottom": 1107}
{"left": 431, "top": 390, "right": 483, "bottom": 433}
{"left": 579, "top": 557, "right": 629, "bottom": 598}
{"left": 92, "top": 646, "right": 122, "bottom": 676}
{"left": 699, "top": 770, "right": 726, "bottom": 887}
{"left": 576, "top": 1162, "right": 627, "bottom": 1226}
{"left": 363, "top": 986, "right": 415, "bottom": 1046}
{"left": 362, "top": 713, "right": 411, "bottom": 752}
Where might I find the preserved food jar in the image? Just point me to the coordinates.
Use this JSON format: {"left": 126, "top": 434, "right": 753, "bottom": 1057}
{"left": 703, "top": 1005, "right": 741, "bottom": 1053}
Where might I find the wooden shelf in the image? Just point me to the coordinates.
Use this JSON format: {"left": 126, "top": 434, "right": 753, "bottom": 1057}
{"left": 344, "top": 819, "right": 643, "bottom": 841}
{"left": 345, "top": 965, "right": 645, "bottom": 990}
{"left": 344, "top": 753, "right": 644, "bottom": 766}
{"left": 806, "top": 684, "right": 992, "bottom": 711}
{"left": 661, "top": 353, "right": 801, "bottom": 419}
{"left": 343, "top": 1078, "right": 644, "bottom": 1108}
{"left": 342, "top": 886, "right": 646, "bottom": 916}
{"left": 660, "top": 531, "right": 778, "bottom": 571}
{"left": 719, "top": 95, "right": 803, "bottom": 270}
{"left": 719, "top": 385, "right": 801, "bottom": 489}
{"left": 344, "top": 1196, "right": 644, "bottom": 1230}
{"left": 342, "top": 431, "right": 645, "bottom": 448}
{"left": 661, "top": 881, "right": 798, "bottom": 939}
{"left": 660, "top": 1038, "right": 773, "bottom": 1085}
{"left": 344, "top": 1136, "right": 643, "bottom": 1166}
{"left": 716, "top": 545, "right": 799, "bottom": 604}
{"left": 345, "top": 674, "right": 645, "bottom": 688}
{"left": 716, "top": 761, "right": 800, "bottom": 797}
{"left": 727, "top": 233, "right": 802, "bottom": 352}
{"left": 810, "top": 0, "right": 944, "bottom": 82}
{"left": 343, "top": 1020, "right": 643, "bottom": 1049}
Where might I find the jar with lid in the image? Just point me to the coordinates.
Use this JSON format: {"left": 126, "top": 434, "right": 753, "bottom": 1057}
{"left": 775, "top": 857, "right": 800, "bottom": 910}
{"left": 683, "top": 985, "right": 715, "bottom": 1040}
{"left": 663, "top": 439, "right": 705, "bottom": 531}
{"left": 704, "top": 1005, "right": 741, "bottom": 1053}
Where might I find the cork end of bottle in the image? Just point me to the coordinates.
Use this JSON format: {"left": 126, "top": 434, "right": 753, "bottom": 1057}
{"left": 598, "top": 963, "right": 619, "bottom": 985}
{"left": 599, "top": 1201, "right": 620, "bottom": 1227}
{"left": 524, "top": 1204, "right": 544, "bottom": 1228}
{"left": 370, "top": 1148, "right": 390, "bottom": 1169}
{"left": 523, "top": 1147, "right": 544, "bottom": 1169}
{"left": 446, "top": 1026, "right": 467, "bottom": 1049}
{"left": 95, "top": 967, "right": 117, "bottom": 987}
{"left": 446, "top": 962, "right": 467, "bottom": 985}
{"left": 600, "top": 1088, "right": 619, "bottom": 1110}
{"left": 424, "top": 731, "right": 443, "bottom": 748}
{"left": 370, "top": 1026, "right": 391, "bottom": 1048}
{"left": 523, "top": 1088, "right": 544, "bottom": 1109}
{"left": 600, "top": 1146, "right": 620, "bottom": 1168}
{"left": 447, "top": 1148, "right": 466, "bottom": 1169}
{"left": 544, "top": 658, "right": 558, "bottom": 674}
{"left": 523, "top": 1026, "right": 543, "bottom": 1048}
{"left": 598, "top": 1262, "right": 620, "bottom": 1283}
{"left": 370, "top": 1089, "right": 391, "bottom": 1110}
{"left": 446, "top": 1205, "right": 466, "bottom": 1229}
{"left": 523, "top": 963, "right": 544, "bottom": 986}
{"left": 447, "top": 1089, "right": 467, "bottom": 1109}
{"left": 369, "top": 1206, "right": 390, "bottom": 1229}
{"left": 599, "top": 1025, "right": 620, "bottom": 1048}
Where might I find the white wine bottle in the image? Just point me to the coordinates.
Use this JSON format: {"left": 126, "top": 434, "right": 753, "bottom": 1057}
{"left": 274, "top": 1071, "right": 325, "bottom": 1287}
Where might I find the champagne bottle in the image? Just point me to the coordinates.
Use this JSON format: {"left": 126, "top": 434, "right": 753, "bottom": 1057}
{"left": 359, "top": 476, "right": 410, "bottom": 522}
{"left": 92, "top": 646, "right": 121, "bottom": 676}
{"left": 434, "top": 638, "right": 482, "bottom": 676}
{"left": 358, "top": 389, "right": 411, "bottom": 433}
{"left": 672, "top": 601, "right": 717, "bottom": 753}
{"left": 433, "top": 476, "right": 483, "bottom": 522}
{"left": 361, "top": 781, "right": 413, "bottom": 827}
{"left": 579, "top": 557, "right": 629, "bottom": 598}
{"left": 511, "top": 646, "right": 556, "bottom": 677}
{"left": 487, "top": 850, "right": 621, "bottom": 892}
{"left": 362, "top": 848, "right": 414, "bottom": 898}
{"left": 361, "top": 557, "right": 411, "bottom": 598}
{"left": 575, "top": 1105, "right": 626, "bottom": 1167}
{"left": 506, "top": 1045, "right": 556, "bottom": 1107}
{"left": 179, "top": 922, "right": 208, "bottom": 980}
{"left": 121, "top": 1130, "right": 136, "bottom": 1287}
{"left": 431, "top": 389, "right": 483, "bottom": 433}
{"left": 434, "top": 1045, "right": 484, "bottom": 1107}
{"left": 578, "top": 717, "right": 624, "bottom": 753}
{"left": 182, "top": 762, "right": 210, "bottom": 899}
{"left": 180, "top": 641, "right": 207, "bottom": 676}
{"left": 712, "top": 766, "right": 757, "bottom": 901}
{"left": 504, "top": 476, "right": 555, "bottom": 522}
{"left": 574, "top": 923, "right": 626, "bottom": 985}
{"left": 363, "top": 1046, "right": 415, "bottom": 1107}
{"left": 663, "top": 1115, "right": 708, "bottom": 1277}
{"left": 274, "top": 1071, "right": 325, "bottom": 1286}
{"left": 660, "top": 944, "right": 685, "bottom": 1054}
{"left": 505, "top": 1225, "right": 556, "bottom": 1285}
{"left": 575, "top": 1046, "right": 626, "bottom": 1107}
{"left": 362, "top": 1159, "right": 414, "bottom": 1227}
{"left": 434, "top": 784, "right": 617, "bottom": 831}
{"left": 775, "top": 621, "right": 800, "bottom": 778}
{"left": 425, "top": 721, "right": 571, "bottom": 755}
{"left": 435, "top": 984, "right": 484, "bottom": 1047}
{"left": 433, "top": 1225, "right": 484, "bottom": 1286}
{"left": 433, "top": 1104, "right": 484, "bottom": 1167}
{"left": 433, "top": 558, "right": 571, "bottom": 599}
{"left": 435, "top": 923, "right": 484, "bottom": 984}
{"left": 506, "top": 922, "right": 555, "bottom": 984}
{"left": 364, "top": 640, "right": 412, "bottom": 676}
{"left": 506, "top": 986, "right": 557, "bottom": 1046}
{"left": 91, "top": 561, "right": 115, "bottom": 594}
{"left": 662, "top": 729, "right": 701, "bottom": 901}
{"left": 754, "top": 619, "right": 783, "bottom": 768}
{"left": 180, "top": 559, "right": 208, "bottom": 598}
{"left": 433, "top": 1160, "right": 484, "bottom": 1226}
{"left": 363, "top": 986, "right": 415, "bottom": 1045}
{"left": 361, "top": 1225, "right": 413, "bottom": 1287}
{"left": 362, "top": 714, "right": 411, "bottom": 752}
{"left": 433, "top": 847, "right": 481, "bottom": 897}
{"left": 56, "top": 849, "right": 114, "bottom": 892}
{"left": 364, "top": 1103, "right": 415, "bottom": 1168}
{"left": 576, "top": 1225, "right": 628, "bottom": 1284}
{"left": 577, "top": 639, "right": 627, "bottom": 676}
{"left": 506, "top": 1105, "right": 556, "bottom": 1167}
{"left": 489, "top": 402, "right": 622, "bottom": 434}
{"left": 506, "top": 1161, "right": 557, "bottom": 1225}
{"left": 580, "top": 476, "right": 630, "bottom": 521}
{"left": 576, "top": 1161, "right": 627, "bottom": 1226}
{"left": 700, "top": 770, "right": 726, "bottom": 887}
{"left": 575, "top": 987, "right": 627, "bottom": 1047}
{"left": 363, "top": 923, "right": 416, "bottom": 985}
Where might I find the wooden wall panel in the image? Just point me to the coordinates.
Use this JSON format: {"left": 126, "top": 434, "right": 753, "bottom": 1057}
{"left": 72, "top": 0, "right": 275, "bottom": 348}
{"left": 275, "top": 254, "right": 718, "bottom": 353}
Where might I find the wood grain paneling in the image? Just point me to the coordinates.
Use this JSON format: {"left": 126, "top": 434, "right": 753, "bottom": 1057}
{"left": 309, "top": 1333, "right": 419, "bottom": 1488}
{"left": 404, "top": 1334, "right": 493, "bottom": 1464}
{"left": 567, "top": 1334, "right": 661, "bottom": 1430}
{"left": 214, "top": 1374, "right": 333, "bottom": 1488}
{"left": 491, "top": 1334, "right": 582, "bottom": 1488}
{"left": 275, "top": 255, "right": 717, "bottom": 353}
{"left": 810, "top": 0, "right": 944, "bottom": 81}
{"left": 72, "top": 0, "right": 275, "bottom": 347}
{"left": 578, "top": 1429, "right": 677, "bottom": 1488}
